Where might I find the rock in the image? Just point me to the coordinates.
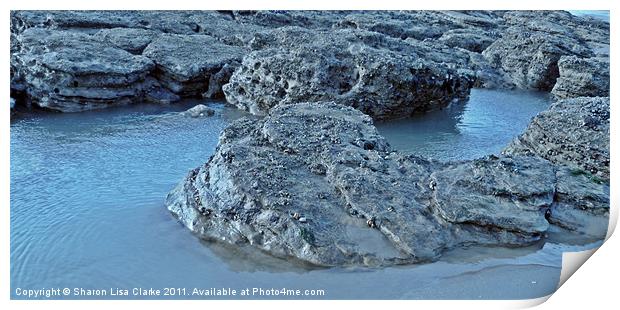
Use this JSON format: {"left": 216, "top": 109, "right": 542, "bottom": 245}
{"left": 333, "top": 11, "right": 502, "bottom": 41}
{"left": 10, "top": 98, "right": 17, "bottom": 118}
{"left": 10, "top": 10, "right": 609, "bottom": 114}
{"left": 482, "top": 26, "right": 592, "bottom": 91}
{"left": 10, "top": 10, "right": 146, "bottom": 32}
{"left": 504, "top": 97, "right": 610, "bottom": 181}
{"left": 438, "top": 29, "right": 498, "bottom": 53}
{"left": 202, "top": 63, "right": 239, "bottom": 99}
{"left": 430, "top": 156, "right": 556, "bottom": 235}
{"left": 165, "top": 102, "right": 608, "bottom": 267}
{"left": 12, "top": 28, "right": 155, "bottom": 112}
{"left": 143, "top": 34, "right": 247, "bottom": 97}
{"left": 481, "top": 11, "right": 609, "bottom": 91}
{"left": 181, "top": 104, "right": 215, "bottom": 117}
{"left": 224, "top": 27, "right": 474, "bottom": 120}
{"left": 145, "top": 87, "right": 181, "bottom": 104}
{"left": 93, "top": 27, "right": 160, "bottom": 54}
{"left": 548, "top": 167, "right": 609, "bottom": 236}
{"left": 551, "top": 56, "right": 609, "bottom": 99}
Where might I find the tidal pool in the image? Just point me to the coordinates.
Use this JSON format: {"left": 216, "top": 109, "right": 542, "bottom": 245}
{"left": 375, "top": 88, "right": 552, "bottom": 161}
{"left": 10, "top": 92, "right": 601, "bottom": 300}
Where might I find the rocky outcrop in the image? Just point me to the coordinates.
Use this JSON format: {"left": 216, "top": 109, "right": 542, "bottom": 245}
{"left": 143, "top": 34, "right": 247, "bottom": 98}
{"left": 10, "top": 10, "right": 609, "bottom": 115}
{"left": 165, "top": 102, "right": 609, "bottom": 267}
{"left": 224, "top": 27, "right": 474, "bottom": 120}
{"left": 92, "top": 28, "right": 160, "bottom": 54}
{"left": 549, "top": 167, "right": 610, "bottom": 237}
{"left": 12, "top": 28, "right": 157, "bottom": 112}
{"left": 482, "top": 11, "right": 608, "bottom": 91}
{"left": 181, "top": 104, "right": 215, "bottom": 118}
{"left": 551, "top": 56, "right": 610, "bottom": 99}
{"left": 10, "top": 11, "right": 256, "bottom": 111}
{"left": 482, "top": 27, "right": 592, "bottom": 91}
{"left": 504, "top": 97, "right": 609, "bottom": 181}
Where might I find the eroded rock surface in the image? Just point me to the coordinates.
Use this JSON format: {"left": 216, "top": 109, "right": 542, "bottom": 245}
{"left": 551, "top": 56, "right": 610, "bottom": 99}
{"left": 482, "top": 11, "right": 608, "bottom": 91}
{"left": 504, "top": 97, "right": 610, "bottom": 181}
{"left": 166, "top": 102, "right": 609, "bottom": 267}
{"left": 223, "top": 27, "right": 474, "bottom": 119}
{"left": 12, "top": 28, "right": 156, "bottom": 112}
{"left": 10, "top": 10, "right": 609, "bottom": 114}
{"left": 143, "top": 34, "right": 247, "bottom": 97}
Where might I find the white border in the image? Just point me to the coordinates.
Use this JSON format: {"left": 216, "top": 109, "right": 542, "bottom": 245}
{"left": 2, "top": 1, "right": 617, "bottom": 309}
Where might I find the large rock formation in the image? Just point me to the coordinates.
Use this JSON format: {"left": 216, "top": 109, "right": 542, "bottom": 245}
{"left": 12, "top": 28, "right": 156, "bottom": 112}
{"left": 165, "top": 102, "right": 609, "bottom": 267}
{"left": 504, "top": 97, "right": 610, "bottom": 181}
{"left": 9, "top": 10, "right": 610, "bottom": 267}
{"left": 223, "top": 27, "right": 474, "bottom": 120}
{"left": 482, "top": 11, "right": 608, "bottom": 91}
{"left": 10, "top": 10, "right": 609, "bottom": 114}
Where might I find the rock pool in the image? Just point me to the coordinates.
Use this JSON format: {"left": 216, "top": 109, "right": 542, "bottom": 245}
{"left": 10, "top": 91, "right": 602, "bottom": 299}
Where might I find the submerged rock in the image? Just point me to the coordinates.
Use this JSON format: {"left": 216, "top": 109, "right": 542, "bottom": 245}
{"left": 181, "top": 104, "right": 215, "bottom": 117}
{"left": 166, "top": 102, "right": 608, "bottom": 267}
{"left": 504, "top": 96, "right": 610, "bottom": 181}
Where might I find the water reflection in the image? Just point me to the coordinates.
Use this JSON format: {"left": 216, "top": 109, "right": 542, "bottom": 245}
{"left": 376, "top": 88, "right": 552, "bottom": 161}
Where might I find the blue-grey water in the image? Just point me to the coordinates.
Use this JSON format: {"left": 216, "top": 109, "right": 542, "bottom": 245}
{"left": 569, "top": 10, "right": 610, "bottom": 23}
{"left": 10, "top": 91, "right": 600, "bottom": 300}
{"left": 376, "top": 88, "right": 552, "bottom": 161}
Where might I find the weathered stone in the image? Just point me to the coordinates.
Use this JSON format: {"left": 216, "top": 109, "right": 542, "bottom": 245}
{"left": 181, "top": 104, "right": 215, "bottom": 117}
{"left": 93, "top": 27, "right": 160, "bottom": 54}
{"left": 202, "top": 63, "right": 239, "bottom": 99}
{"left": 10, "top": 10, "right": 610, "bottom": 114}
{"left": 224, "top": 27, "right": 474, "bottom": 120}
{"left": 548, "top": 167, "right": 609, "bottom": 237}
{"left": 482, "top": 26, "right": 592, "bottom": 91}
{"left": 143, "top": 34, "right": 247, "bottom": 97}
{"left": 551, "top": 56, "right": 609, "bottom": 99}
{"left": 12, "top": 28, "right": 155, "bottom": 112}
{"left": 145, "top": 87, "right": 181, "bottom": 104}
{"left": 166, "top": 102, "right": 609, "bottom": 267}
{"left": 430, "top": 156, "right": 556, "bottom": 234}
{"left": 438, "top": 29, "right": 498, "bottom": 53}
{"left": 504, "top": 97, "right": 610, "bottom": 181}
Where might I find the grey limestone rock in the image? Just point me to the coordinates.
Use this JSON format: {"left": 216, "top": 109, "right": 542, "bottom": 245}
{"left": 551, "top": 56, "right": 609, "bottom": 99}
{"left": 143, "top": 34, "right": 247, "bottom": 97}
{"left": 504, "top": 97, "right": 610, "bottom": 181}
{"left": 166, "top": 102, "right": 609, "bottom": 267}
{"left": 12, "top": 28, "right": 155, "bottom": 112}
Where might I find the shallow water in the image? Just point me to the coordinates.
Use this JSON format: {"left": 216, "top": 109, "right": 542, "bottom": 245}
{"left": 10, "top": 93, "right": 601, "bottom": 300}
{"left": 376, "top": 88, "right": 552, "bottom": 161}
{"left": 569, "top": 10, "right": 610, "bottom": 23}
